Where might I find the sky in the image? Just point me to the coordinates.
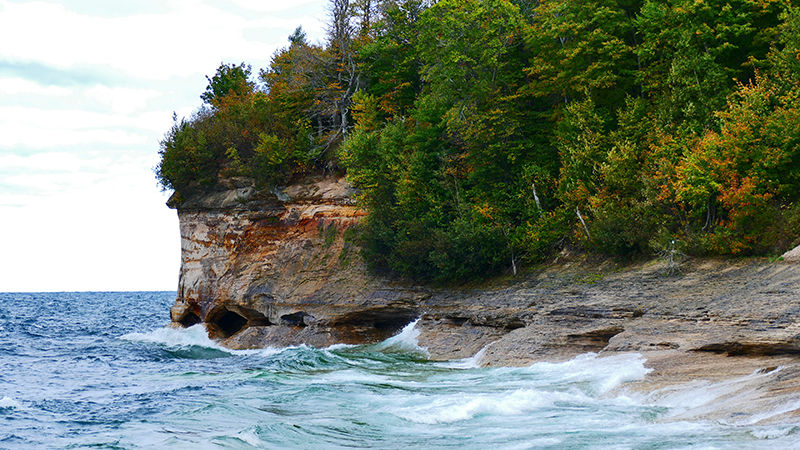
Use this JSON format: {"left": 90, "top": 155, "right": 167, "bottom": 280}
{"left": 0, "top": 0, "right": 328, "bottom": 292}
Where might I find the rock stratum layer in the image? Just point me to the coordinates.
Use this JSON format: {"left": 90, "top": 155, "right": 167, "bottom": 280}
{"left": 168, "top": 176, "right": 800, "bottom": 425}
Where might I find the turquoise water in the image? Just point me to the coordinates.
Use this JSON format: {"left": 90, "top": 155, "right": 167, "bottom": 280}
{"left": 1, "top": 292, "right": 798, "bottom": 449}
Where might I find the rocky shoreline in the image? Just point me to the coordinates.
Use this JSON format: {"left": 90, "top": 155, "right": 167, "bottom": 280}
{"left": 166, "top": 175, "right": 800, "bottom": 425}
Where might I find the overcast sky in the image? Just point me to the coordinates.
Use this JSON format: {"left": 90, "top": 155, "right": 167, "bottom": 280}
{"left": 0, "top": 0, "right": 328, "bottom": 292}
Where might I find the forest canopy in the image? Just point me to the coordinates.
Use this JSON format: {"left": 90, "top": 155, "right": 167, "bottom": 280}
{"left": 156, "top": 0, "right": 800, "bottom": 281}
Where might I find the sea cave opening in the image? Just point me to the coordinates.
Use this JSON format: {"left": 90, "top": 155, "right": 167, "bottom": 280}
{"left": 179, "top": 311, "right": 201, "bottom": 328}
{"left": 214, "top": 310, "right": 249, "bottom": 338}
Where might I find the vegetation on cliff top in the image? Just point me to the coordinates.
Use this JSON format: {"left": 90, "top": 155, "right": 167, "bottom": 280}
{"left": 156, "top": 0, "right": 800, "bottom": 281}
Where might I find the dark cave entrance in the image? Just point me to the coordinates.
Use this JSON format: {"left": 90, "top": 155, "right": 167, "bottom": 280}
{"left": 205, "top": 305, "right": 272, "bottom": 340}
{"left": 178, "top": 311, "right": 201, "bottom": 328}
{"left": 213, "top": 310, "right": 249, "bottom": 338}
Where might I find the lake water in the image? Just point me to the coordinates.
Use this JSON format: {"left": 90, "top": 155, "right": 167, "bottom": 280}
{"left": 1, "top": 292, "right": 798, "bottom": 449}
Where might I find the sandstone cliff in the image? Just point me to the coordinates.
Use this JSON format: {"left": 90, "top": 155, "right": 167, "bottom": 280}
{"left": 167, "top": 175, "right": 800, "bottom": 424}
{"left": 167, "top": 176, "right": 424, "bottom": 347}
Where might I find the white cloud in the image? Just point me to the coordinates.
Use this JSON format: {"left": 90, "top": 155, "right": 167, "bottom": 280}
{"left": 0, "top": 77, "right": 73, "bottom": 97}
{"left": 4, "top": 171, "right": 106, "bottom": 190}
{"left": 0, "top": 152, "right": 161, "bottom": 203}
{"left": 0, "top": 187, "right": 180, "bottom": 292}
{"left": 0, "top": 123, "right": 144, "bottom": 148}
{"left": 224, "top": 0, "right": 325, "bottom": 13}
{"left": 0, "top": 152, "right": 111, "bottom": 173}
{"left": 0, "top": 150, "right": 180, "bottom": 291}
{"left": 0, "top": 0, "right": 326, "bottom": 81}
{"left": 84, "top": 85, "right": 160, "bottom": 115}
{"left": 0, "top": 106, "right": 175, "bottom": 147}
{"left": 0, "top": 0, "right": 328, "bottom": 291}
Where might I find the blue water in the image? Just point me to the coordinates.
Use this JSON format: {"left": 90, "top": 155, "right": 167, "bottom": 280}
{"left": 1, "top": 292, "right": 798, "bottom": 449}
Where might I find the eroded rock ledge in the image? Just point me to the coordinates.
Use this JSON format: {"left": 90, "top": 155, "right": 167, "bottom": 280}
{"left": 166, "top": 175, "right": 800, "bottom": 424}
{"left": 167, "top": 176, "right": 800, "bottom": 360}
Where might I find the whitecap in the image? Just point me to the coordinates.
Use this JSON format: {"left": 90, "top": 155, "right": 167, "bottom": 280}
{"left": 0, "top": 396, "right": 21, "bottom": 409}
{"left": 746, "top": 398, "right": 800, "bottom": 426}
{"left": 120, "top": 324, "right": 292, "bottom": 358}
{"left": 121, "top": 324, "right": 224, "bottom": 350}
{"left": 395, "top": 388, "right": 590, "bottom": 424}
{"left": 370, "top": 319, "right": 430, "bottom": 356}
{"left": 527, "top": 352, "right": 652, "bottom": 395}
{"left": 750, "top": 426, "right": 798, "bottom": 439}
{"left": 311, "top": 368, "right": 392, "bottom": 386}
{"left": 324, "top": 342, "right": 357, "bottom": 351}
{"left": 438, "top": 345, "right": 490, "bottom": 369}
{"left": 235, "top": 427, "right": 263, "bottom": 447}
{"left": 625, "top": 360, "right": 800, "bottom": 430}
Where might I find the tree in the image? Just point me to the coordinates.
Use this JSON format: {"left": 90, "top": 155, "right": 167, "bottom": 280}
{"left": 357, "top": 0, "right": 426, "bottom": 118}
{"left": 635, "top": 0, "right": 787, "bottom": 133}
{"left": 157, "top": 0, "right": 800, "bottom": 275}
{"left": 523, "top": 0, "right": 635, "bottom": 111}
{"left": 262, "top": 29, "right": 338, "bottom": 166}
{"left": 666, "top": 5, "right": 800, "bottom": 254}
{"left": 325, "top": 0, "right": 363, "bottom": 140}
{"left": 200, "top": 63, "right": 255, "bottom": 108}
{"left": 289, "top": 26, "right": 307, "bottom": 46}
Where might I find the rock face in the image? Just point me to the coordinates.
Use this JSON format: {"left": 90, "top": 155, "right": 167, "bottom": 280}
{"left": 167, "top": 175, "right": 800, "bottom": 425}
{"left": 784, "top": 243, "right": 800, "bottom": 262}
{"left": 168, "top": 175, "right": 800, "bottom": 365}
{"left": 169, "top": 176, "right": 424, "bottom": 347}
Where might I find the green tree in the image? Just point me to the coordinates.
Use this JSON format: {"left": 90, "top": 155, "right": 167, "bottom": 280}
{"left": 156, "top": 109, "right": 216, "bottom": 193}
{"left": 200, "top": 63, "right": 255, "bottom": 107}
{"left": 357, "top": 0, "right": 426, "bottom": 118}
{"left": 523, "top": 0, "right": 635, "bottom": 111}
{"left": 635, "top": 0, "right": 787, "bottom": 133}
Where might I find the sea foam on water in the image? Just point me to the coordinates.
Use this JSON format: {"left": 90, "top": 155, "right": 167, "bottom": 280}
{"left": 367, "top": 319, "right": 430, "bottom": 356}
{"left": 121, "top": 323, "right": 221, "bottom": 349}
{"left": 0, "top": 397, "right": 21, "bottom": 409}
{"left": 120, "top": 323, "right": 289, "bottom": 358}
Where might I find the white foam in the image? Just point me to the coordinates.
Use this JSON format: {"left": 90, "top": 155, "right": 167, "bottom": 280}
{"left": 0, "top": 396, "right": 21, "bottom": 409}
{"left": 529, "top": 353, "right": 653, "bottom": 395}
{"left": 629, "top": 363, "right": 800, "bottom": 428}
{"left": 396, "top": 388, "right": 590, "bottom": 424}
{"left": 324, "top": 342, "right": 357, "bottom": 351}
{"left": 121, "top": 324, "right": 300, "bottom": 359}
{"left": 235, "top": 428, "right": 263, "bottom": 447}
{"left": 312, "top": 368, "right": 392, "bottom": 386}
{"left": 641, "top": 369, "right": 772, "bottom": 416}
{"left": 439, "top": 345, "right": 490, "bottom": 369}
{"left": 121, "top": 324, "right": 225, "bottom": 350}
{"left": 750, "top": 426, "right": 797, "bottom": 439}
{"left": 746, "top": 398, "right": 800, "bottom": 426}
{"left": 371, "top": 319, "right": 429, "bottom": 356}
{"left": 508, "top": 438, "right": 562, "bottom": 449}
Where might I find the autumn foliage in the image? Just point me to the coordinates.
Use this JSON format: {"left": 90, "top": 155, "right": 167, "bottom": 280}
{"left": 157, "top": 0, "right": 800, "bottom": 281}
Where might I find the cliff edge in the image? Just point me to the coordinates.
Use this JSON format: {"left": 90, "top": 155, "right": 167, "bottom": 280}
{"left": 167, "top": 175, "right": 800, "bottom": 424}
